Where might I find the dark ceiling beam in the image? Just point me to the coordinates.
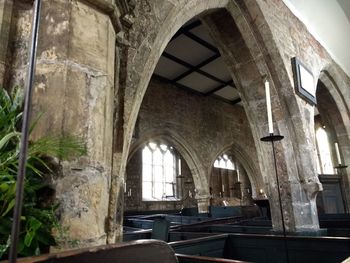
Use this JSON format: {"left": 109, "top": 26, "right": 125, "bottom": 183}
{"left": 153, "top": 74, "right": 240, "bottom": 106}
{"left": 172, "top": 53, "right": 221, "bottom": 82}
{"left": 205, "top": 80, "right": 234, "bottom": 95}
{"left": 163, "top": 52, "right": 234, "bottom": 88}
{"left": 183, "top": 31, "right": 219, "bottom": 54}
{"left": 153, "top": 74, "right": 205, "bottom": 96}
{"left": 172, "top": 20, "right": 202, "bottom": 40}
{"left": 198, "top": 70, "right": 232, "bottom": 86}
{"left": 231, "top": 98, "right": 242, "bottom": 105}
{"left": 162, "top": 52, "right": 193, "bottom": 68}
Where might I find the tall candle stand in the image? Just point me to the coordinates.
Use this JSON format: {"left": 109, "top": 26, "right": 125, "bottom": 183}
{"left": 261, "top": 133, "right": 290, "bottom": 263}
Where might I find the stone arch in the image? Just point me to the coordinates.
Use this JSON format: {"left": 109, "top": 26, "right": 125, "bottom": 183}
{"left": 128, "top": 129, "right": 209, "bottom": 204}
{"left": 318, "top": 67, "right": 350, "bottom": 139}
{"left": 200, "top": 2, "right": 326, "bottom": 231}
{"left": 122, "top": 0, "right": 230, "bottom": 159}
{"left": 117, "top": 0, "right": 322, "bottom": 233}
{"left": 317, "top": 66, "right": 350, "bottom": 210}
{"left": 209, "top": 143, "right": 262, "bottom": 198}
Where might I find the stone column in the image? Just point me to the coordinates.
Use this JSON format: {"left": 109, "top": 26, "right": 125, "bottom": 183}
{"left": 0, "top": 0, "right": 13, "bottom": 86}
{"left": 238, "top": 165, "right": 252, "bottom": 205}
{"left": 11, "top": 0, "right": 117, "bottom": 248}
{"left": 196, "top": 196, "right": 210, "bottom": 213}
{"left": 202, "top": 8, "right": 321, "bottom": 233}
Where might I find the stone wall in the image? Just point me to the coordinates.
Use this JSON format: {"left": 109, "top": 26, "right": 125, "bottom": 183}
{"left": 247, "top": 0, "right": 350, "bottom": 230}
{"left": 0, "top": 0, "right": 13, "bottom": 86}
{"left": 1, "top": 0, "right": 350, "bottom": 248}
{"left": 125, "top": 76, "right": 261, "bottom": 212}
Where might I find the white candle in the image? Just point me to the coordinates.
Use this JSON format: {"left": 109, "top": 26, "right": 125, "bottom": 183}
{"left": 222, "top": 184, "right": 225, "bottom": 192}
{"left": 124, "top": 182, "right": 126, "bottom": 193}
{"left": 335, "top": 142, "right": 342, "bottom": 165}
{"left": 265, "top": 79, "right": 274, "bottom": 134}
{"left": 237, "top": 169, "right": 240, "bottom": 182}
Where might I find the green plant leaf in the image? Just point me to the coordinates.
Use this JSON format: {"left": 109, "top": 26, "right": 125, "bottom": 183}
{"left": 0, "top": 236, "right": 11, "bottom": 259}
{"left": 0, "top": 183, "right": 9, "bottom": 192}
{"left": 24, "top": 217, "right": 42, "bottom": 247}
{"left": 1, "top": 198, "right": 15, "bottom": 216}
{"left": 0, "top": 131, "right": 20, "bottom": 151}
{"left": 24, "top": 231, "right": 34, "bottom": 247}
{"left": 0, "top": 86, "right": 86, "bottom": 257}
{"left": 27, "top": 217, "right": 42, "bottom": 232}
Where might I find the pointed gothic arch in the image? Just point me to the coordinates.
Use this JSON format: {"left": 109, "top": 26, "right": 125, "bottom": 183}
{"left": 128, "top": 129, "right": 209, "bottom": 206}
{"left": 115, "top": 0, "right": 323, "bottom": 234}
{"left": 209, "top": 142, "right": 263, "bottom": 198}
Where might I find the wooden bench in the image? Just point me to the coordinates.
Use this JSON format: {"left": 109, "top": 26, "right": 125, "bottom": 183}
{"left": 170, "top": 234, "right": 229, "bottom": 258}
{"left": 169, "top": 233, "right": 350, "bottom": 263}
{"left": 176, "top": 253, "right": 250, "bottom": 263}
{"left": 13, "top": 240, "right": 178, "bottom": 263}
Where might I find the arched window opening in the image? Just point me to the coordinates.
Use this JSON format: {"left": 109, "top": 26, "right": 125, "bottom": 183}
{"left": 142, "top": 142, "right": 181, "bottom": 201}
{"left": 214, "top": 154, "right": 235, "bottom": 170}
{"left": 210, "top": 152, "right": 253, "bottom": 206}
{"left": 316, "top": 127, "right": 334, "bottom": 174}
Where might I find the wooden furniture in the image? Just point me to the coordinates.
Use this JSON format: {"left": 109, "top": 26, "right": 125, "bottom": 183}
{"left": 14, "top": 240, "right": 178, "bottom": 263}
{"left": 169, "top": 233, "right": 350, "bottom": 263}
{"left": 176, "top": 253, "right": 250, "bottom": 263}
{"left": 317, "top": 174, "right": 346, "bottom": 214}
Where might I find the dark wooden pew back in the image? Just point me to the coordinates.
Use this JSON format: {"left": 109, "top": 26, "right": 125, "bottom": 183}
{"left": 169, "top": 233, "right": 350, "bottom": 263}
{"left": 170, "top": 234, "right": 229, "bottom": 258}
{"left": 176, "top": 253, "right": 250, "bottom": 263}
{"left": 13, "top": 240, "right": 178, "bottom": 263}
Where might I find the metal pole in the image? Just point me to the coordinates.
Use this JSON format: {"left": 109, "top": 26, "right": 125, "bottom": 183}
{"left": 271, "top": 139, "right": 290, "bottom": 263}
{"left": 9, "top": 0, "right": 42, "bottom": 262}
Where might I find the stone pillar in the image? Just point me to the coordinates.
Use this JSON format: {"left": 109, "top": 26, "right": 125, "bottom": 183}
{"left": 238, "top": 165, "right": 252, "bottom": 205}
{"left": 228, "top": 170, "right": 235, "bottom": 197}
{"left": 0, "top": 0, "right": 13, "bottom": 86}
{"left": 27, "top": 0, "right": 116, "bottom": 248}
{"left": 202, "top": 8, "right": 321, "bottom": 233}
{"left": 196, "top": 196, "right": 210, "bottom": 213}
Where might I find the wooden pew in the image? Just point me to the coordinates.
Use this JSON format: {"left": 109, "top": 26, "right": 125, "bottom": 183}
{"left": 170, "top": 234, "right": 250, "bottom": 262}
{"left": 225, "top": 233, "right": 350, "bottom": 263}
{"left": 12, "top": 240, "right": 178, "bottom": 263}
{"left": 176, "top": 253, "right": 250, "bottom": 263}
{"left": 169, "top": 232, "right": 350, "bottom": 263}
{"left": 170, "top": 234, "right": 229, "bottom": 258}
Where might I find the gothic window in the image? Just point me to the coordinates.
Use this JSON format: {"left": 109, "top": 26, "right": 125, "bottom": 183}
{"left": 316, "top": 127, "right": 334, "bottom": 174}
{"left": 142, "top": 142, "right": 180, "bottom": 201}
{"left": 214, "top": 154, "right": 235, "bottom": 170}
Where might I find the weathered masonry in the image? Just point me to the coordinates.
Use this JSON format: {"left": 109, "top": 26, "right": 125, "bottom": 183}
{"left": 1, "top": 0, "right": 349, "bottom": 248}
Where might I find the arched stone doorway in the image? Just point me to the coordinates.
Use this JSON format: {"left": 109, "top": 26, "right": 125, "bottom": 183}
{"left": 316, "top": 68, "right": 350, "bottom": 212}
